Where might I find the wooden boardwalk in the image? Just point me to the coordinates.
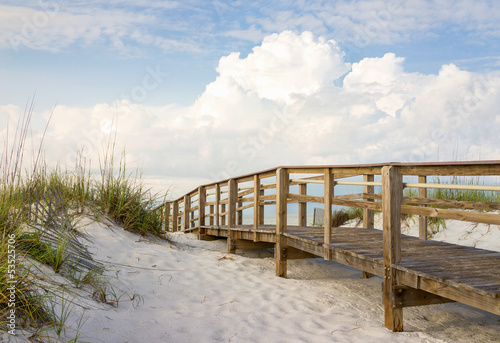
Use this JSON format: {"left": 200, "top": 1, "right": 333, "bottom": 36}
{"left": 164, "top": 162, "right": 500, "bottom": 332}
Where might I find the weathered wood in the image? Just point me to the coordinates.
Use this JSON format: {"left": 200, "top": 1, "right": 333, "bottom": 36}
{"left": 400, "top": 164, "right": 500, "bottom": 176}
{"left": 215, "top": 184, "right": 220, "bottom": 227}
{"left": 287, "top": 193, "right": 324, "bottom": 204}
{"left": 332, "top": 198, "right": 382, "bottom": 211}
{"left": 253, "top": 174, "right": 261, "bottom": 242}
{"left": 220, "top": 203, "right": 226, "bottom": 226}
{"left": 363, "top": 174, "right": 375, "bottom": 229}
{"left": 393, "top": 286, "right": 456, "bottom": 308}
{"left": 403, "top": 196, "right": 500, "bottom": 211}
{"left": 198, "top": 186, "right": 206, "bottom": 239}
{"left": 298, "top": 183, "right": 307, "bottom": 226}
{"left": 418, "top": 176, "right": 427, "bottom": 240}
{"left": 164, "top": 202, "right": 171, "bottom": 232}
{"left": 236, "top": 203, "right": 254, "bottom": 212}
{"left": 184, "top": 194, "right": 191, "bottom": 232}
{"left": 227, "top": 179, "right": 237, "bottom": 254}
{"left": 276, "top": 168, "right": 289, "bottom": 277}
{"left": 167, "top": 161, "right": 500, "bottom": 333}
{"left": 401, "top": 205, "right": 500, "bottom": 225}
{"left": 324, "top": 168, "right": 334, "bottom": 248}
{"left": 209, "top": 204, "right": 215, "bottom": 225}
{"left": 382, "top": 166, "right": 404, "bottom": 332}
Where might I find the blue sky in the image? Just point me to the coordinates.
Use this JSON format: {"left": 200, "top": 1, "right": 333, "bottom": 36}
{"left": 1, "top": 1, "right": 500, "bottom": 195}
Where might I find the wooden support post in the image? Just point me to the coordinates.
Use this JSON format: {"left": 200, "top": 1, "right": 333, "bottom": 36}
{"left": 184, "top": 195, "right": 191, "bottom": 231}
{"left": 237, "top": 198, "right": 243, "bottom": 225}
{"left": 227, "top": 179, "right": 237, "bottom": 254}
{"left": 276, "top": 168, "right": 289, "bottom": 278}
{"left": 221, "top": 203, "right": 226, "bottom": 226}
{"left": 209, "top": 205, "right": 214, "bottom": 226}
{"left": 324, "top": 168, "right": 334, "bottom": 260}
{"left": 298, "top": 183, "right": 307, "bottom": 226}
{"left": 164, "top": 202, "right": 171, "bottom": 232}
{"left": 382, "top": 166, "right": 404, "bottom": 332}
{"left": 215, "top": 184, "right": 220, "bottom": 227}
{"left": 418, "top": 175, "right": 428, "bottom": 240}
{"left": 253, "top": 174, "right": 261, "bottom": 242}
{"left": 172, "top": 201, "right": 178, "bottom": 232}
{"left": 363, "top": 174, "right": 375, "bottom": 229}
{"left": 198, "top": 186, "right": 206, "bottom": 239}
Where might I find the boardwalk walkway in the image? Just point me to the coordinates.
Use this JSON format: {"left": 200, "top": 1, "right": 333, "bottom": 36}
{"left": 164, "top": 162, "right": 500, "bottom": 332}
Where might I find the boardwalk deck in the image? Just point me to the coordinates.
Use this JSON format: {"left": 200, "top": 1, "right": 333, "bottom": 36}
{"left": 165, "top": 162, "right": 500, "bottom": 332}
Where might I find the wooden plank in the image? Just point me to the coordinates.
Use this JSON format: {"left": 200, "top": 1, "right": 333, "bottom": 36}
{"left": 382, "top": 166, "right": 404, "bottom": 332}
{"left": 215, "top": 184, "right": 220, "bottom": 227}
{"left": 164, "top": 202, "right": 171, "bottom": 232}
{"left": 184, "top": 194, "right": 191, "bottom": 232}
{"left": 324, "top": 168, "right": 334, "bottom": 260}
{"left": 173, "top": 202, "right": 179, "bottom": 232}
{"left": 363, "top": 174, "right": 375, "bottom": 229}
{"left": 254, "top": 174, "right": 261, "bottom": 242}
{"left": 401, "top": 205, "right": 500, "bottom": 225}
{"left": 298, "top": 183, "right": 307, "bottom": 226}
{"left": 393, "top": 286, "right": 455, "bottom": 308}
{"left": 403, "top": 196, "right": 500, "bottom": 211}
{"left": 400, "top": 164, "right": 500, "bottom": 176}
{"left": 198, "top": 186, "right": 206, "bottom": 239}
{"left": 399, "top": 272, "right": 500, "bottom": 315}
{"left": 288, "top": 193, "right": 324, "bottom": 204}
{"left": 332, "top": 198, "right": 382, "bottom": 211}
{"left": 227, "top": 179, "right": 237, "bottom": 254}
{"left": 220, "top": 203, "right": 226, "bottom": 226}
{"left": 276, "top": 168, "right": 289, "bottom": 277}
{"left": 418, "top": 175, "right": 427, "bottom": 240}
{"left": 237, "top": 203, "right": 254, "bottom": 212}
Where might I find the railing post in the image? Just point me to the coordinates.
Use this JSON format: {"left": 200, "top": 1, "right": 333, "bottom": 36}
{"left": 164, "top": 202, "right": 171, "bottom": 232}
{"left": 363, "top": 174, "right": 375, "bottom": 229}
{"left": 184, "top": 195, "right": 190, "bottom": 231}
{"left": 172, "top": 201, "right": 178, "bottom": 232}
{"left": 324, "top": 168, "right": 334, "bottom": 260}
{"left": 253, "top": 174, "right": 260, "bottom": 242}
{"left": 274, "top": 168, "right": 289, "bottom": 278}
{"left": 198, "top": 186, "right": 206, "bottom": 238}
{"left": 276, "top": 168, "right": 289, "bottom": 277}
{"left": 382, "top": 166, "right": 403, "bottom": 332}
{"left": 227, "top": 179, "right": 237, "bottom": 253}
{"left": 215, "top": 184, "right": 220, "bottom": 227}
{"left": 237, "top": 197, "right": 243, "bottom": 225}
{"left": 298, "top": 183, "right": 307, "bottom": 226}
{"left": 418, "top": 175, "right": 428, "bottom": 240}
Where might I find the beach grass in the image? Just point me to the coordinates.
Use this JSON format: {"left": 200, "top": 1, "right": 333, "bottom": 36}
{"left": 0, "top": 108, "right": 167, "bottom": 340}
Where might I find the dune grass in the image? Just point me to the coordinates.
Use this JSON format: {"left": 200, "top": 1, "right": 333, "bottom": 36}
{"left": 0, "top": 108, "right": 168, "bottom": 340}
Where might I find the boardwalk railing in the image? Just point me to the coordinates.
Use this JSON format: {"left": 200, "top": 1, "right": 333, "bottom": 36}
{"left": 163, "top": 161, "right": 500, "bottom": 332}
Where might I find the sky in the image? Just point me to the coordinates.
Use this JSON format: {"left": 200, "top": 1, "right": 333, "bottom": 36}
{"left": 1, "top": 0, "right": 500, "bottom": 197}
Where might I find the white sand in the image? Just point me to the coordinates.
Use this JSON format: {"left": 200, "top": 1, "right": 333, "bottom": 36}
{"left": 5, "top": 216, "right": 500, "bottom": 343}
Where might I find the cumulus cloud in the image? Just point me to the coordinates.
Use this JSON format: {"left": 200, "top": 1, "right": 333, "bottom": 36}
{"left": 3, "top": 31, "right": 500, "bottom": 195}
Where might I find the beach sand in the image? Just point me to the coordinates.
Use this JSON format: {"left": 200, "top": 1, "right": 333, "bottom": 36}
{"left": 5, "top": 216, "right": 499, "bottom": 343}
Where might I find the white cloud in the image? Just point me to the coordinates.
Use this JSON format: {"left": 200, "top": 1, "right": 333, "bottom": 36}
{"left": 3, "top": 31, "right": 500, "bottom": 196}
{"left": 215, "top": 31, "right": 350, "bottom": 102}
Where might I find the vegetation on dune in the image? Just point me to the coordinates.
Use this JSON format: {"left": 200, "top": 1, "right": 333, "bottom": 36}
{"left": 0, "top": 107, "right": 167, "bottom": 341}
